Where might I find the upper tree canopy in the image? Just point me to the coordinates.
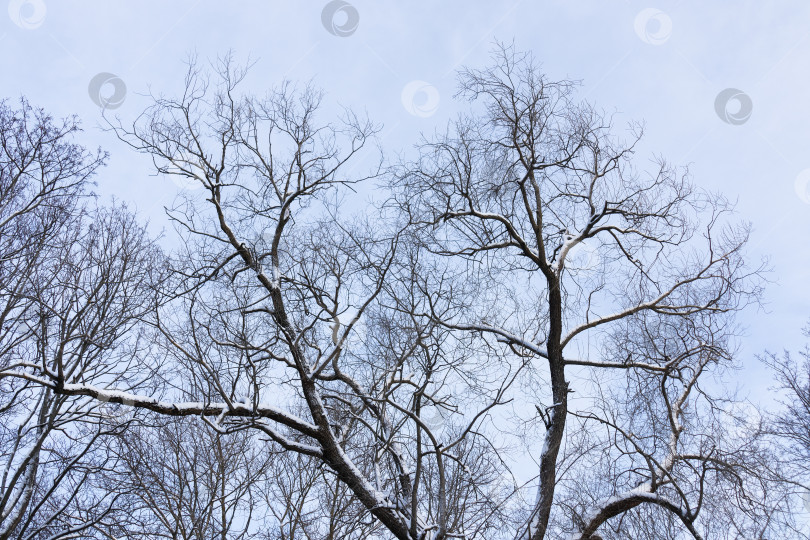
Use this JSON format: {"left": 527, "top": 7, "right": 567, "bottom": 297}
{"left": 0, "top": 48, "right": 799, "bottom": 540}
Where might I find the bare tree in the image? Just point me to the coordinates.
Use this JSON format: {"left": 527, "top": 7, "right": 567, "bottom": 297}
{"left": 92, "top": 54, "right": 525, "bottom": 539}
{"left": 96, "top": 416, "right": 271, "bottom": 540}
{"left": 389, "top": 45, "right": 776, "bottom": 538}
{"left": 260, "top": 444, "right": 387, "bottom": 539}
{"left": 0, "top": 49, "right": 792, "bottom": 540}
{"left": 0, "top": 99, "right": 159, "bottom": 538}
{"left": 763, "top": 321, "right": 810, "bottom": 538}
{"left": 548, "top": 311, "right": 789, "bottom": 539}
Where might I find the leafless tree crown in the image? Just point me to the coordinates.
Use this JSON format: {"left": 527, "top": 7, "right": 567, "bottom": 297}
{"left": 0, "top": 49, "right": 802, "bottom": 540}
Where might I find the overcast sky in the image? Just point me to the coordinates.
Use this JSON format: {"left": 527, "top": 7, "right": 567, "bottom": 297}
{"left": 2, "top": 0, "right": 808, "bottom": 400}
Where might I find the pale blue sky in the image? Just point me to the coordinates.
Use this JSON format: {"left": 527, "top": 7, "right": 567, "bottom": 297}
{"left": 2, "top": 1, "right": 808, "bottom": 397}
